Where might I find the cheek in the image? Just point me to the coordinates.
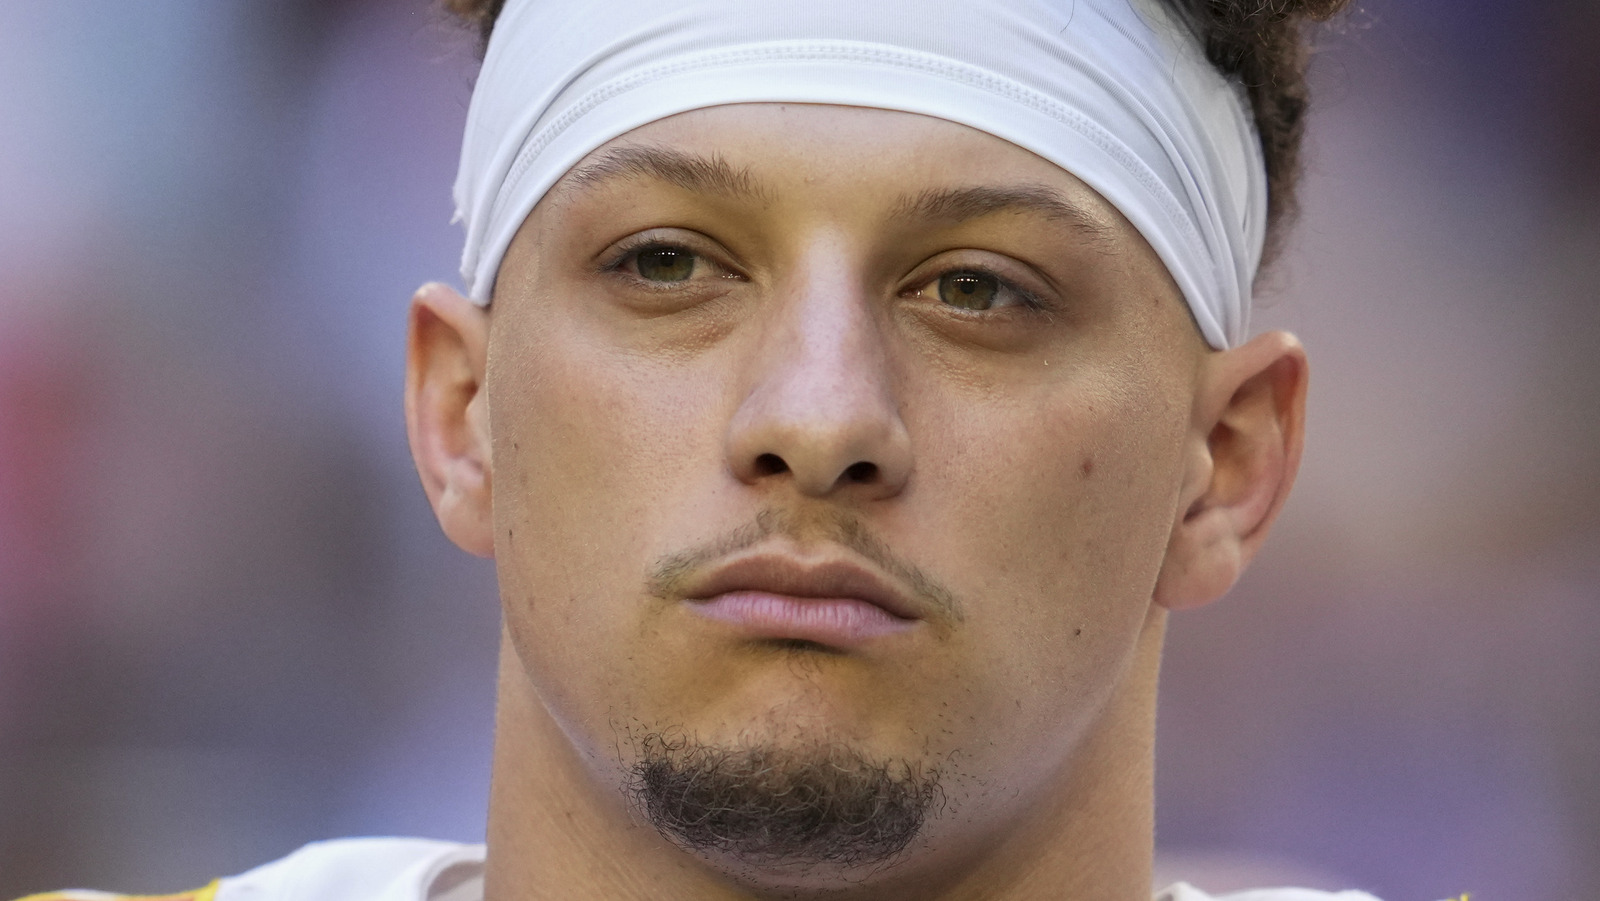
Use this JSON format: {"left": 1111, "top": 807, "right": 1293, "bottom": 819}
{"left": 903, "top": 364, "right": 1187, "bottom": 747}
{"left": 485, "top": 314, "right": 725, "bottom": 716}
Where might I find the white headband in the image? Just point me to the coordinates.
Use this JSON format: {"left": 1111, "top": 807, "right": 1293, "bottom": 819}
{"left": 454, "top": 0, "right": 1266, "bottom": 349}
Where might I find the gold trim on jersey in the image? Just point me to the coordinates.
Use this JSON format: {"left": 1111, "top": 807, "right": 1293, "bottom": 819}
{"left": 12, "top": 878, "right": 220, "bottom": 901}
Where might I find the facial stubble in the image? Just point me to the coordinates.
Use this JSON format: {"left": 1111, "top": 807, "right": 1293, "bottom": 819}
{"left": 628, "top": 731, "right": 943, "bottom": 869}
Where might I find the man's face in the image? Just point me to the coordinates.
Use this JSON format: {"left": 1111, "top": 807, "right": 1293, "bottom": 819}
{"left": 484, "top": 104, "right": 1206, "bottom": 872}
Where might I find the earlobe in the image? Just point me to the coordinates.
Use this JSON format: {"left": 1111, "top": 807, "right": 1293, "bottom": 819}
{"left": 404, "top": 282, "right": 495, "bottom": 558}
{"left": 1153, "top": 330, "right": 1308, "bottom": 611}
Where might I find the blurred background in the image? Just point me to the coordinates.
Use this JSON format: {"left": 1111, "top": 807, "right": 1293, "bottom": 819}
{"left": 1, "top": 1, "right": 1594, "bottom": 898}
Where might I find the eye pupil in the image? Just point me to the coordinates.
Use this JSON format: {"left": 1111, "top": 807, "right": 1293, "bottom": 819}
{"left": 637, "top": 248, "right": 695, "bottom": 282}
{"left": 938, "top": 272, "right": 999, "bottom": 310}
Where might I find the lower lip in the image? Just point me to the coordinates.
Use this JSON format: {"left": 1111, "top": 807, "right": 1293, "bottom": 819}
{"left": 688, "top": 591, "right": 916, "bottom": 647}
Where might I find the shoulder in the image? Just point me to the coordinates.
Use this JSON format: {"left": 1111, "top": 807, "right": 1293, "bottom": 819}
{"left": 14, "top": 838, "right": 485, "bottom": 901}
{"left": 1157, "top": 883, "right": 1388, "bottom": 901}
{"left": 216, "top": 838, "right": 483, "bottom": 901}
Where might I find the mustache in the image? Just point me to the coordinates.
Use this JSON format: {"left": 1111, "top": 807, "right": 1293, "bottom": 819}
{"left": 645, "top": 508, "right": 965, "bottom": 624}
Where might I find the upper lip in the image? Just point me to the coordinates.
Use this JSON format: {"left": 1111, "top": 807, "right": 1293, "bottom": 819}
{"left": 680, "top": 549, "right": 922, "bottom": 621}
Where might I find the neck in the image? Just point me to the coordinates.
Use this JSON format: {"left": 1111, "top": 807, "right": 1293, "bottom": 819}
{"left": 483, "top": 613, "right": 1164, "bottom": 901}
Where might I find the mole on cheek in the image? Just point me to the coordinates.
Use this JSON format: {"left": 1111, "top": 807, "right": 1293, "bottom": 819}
{"left": 1079, "top": 456, "right": 1095, "bottom": 479}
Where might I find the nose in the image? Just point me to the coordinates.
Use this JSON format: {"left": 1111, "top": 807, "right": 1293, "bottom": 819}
{"left": 724, "top": 269, "right": 912, "bottom": 502}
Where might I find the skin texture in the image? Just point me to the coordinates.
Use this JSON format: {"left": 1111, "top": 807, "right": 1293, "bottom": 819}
{"left": 404, "top": 104, "right": 1308, "bottom": 900}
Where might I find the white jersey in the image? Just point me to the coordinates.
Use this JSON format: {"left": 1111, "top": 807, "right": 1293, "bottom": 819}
{"left": 21, "top": 837, "right": 1397, "bottom": 901}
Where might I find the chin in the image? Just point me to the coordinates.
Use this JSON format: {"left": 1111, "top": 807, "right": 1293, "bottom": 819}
{"left": 617, "top": 715, "right": 949, "bottom": 883}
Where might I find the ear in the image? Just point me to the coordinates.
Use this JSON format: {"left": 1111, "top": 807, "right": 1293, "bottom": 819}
{"left": 1153, "top": 330, "right": 1308, "bottom": 611}
{"left": 405, "top": 282, "right": 495, "bottom": 558}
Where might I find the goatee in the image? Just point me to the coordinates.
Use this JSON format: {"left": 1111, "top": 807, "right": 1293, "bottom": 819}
{"left": 629, "top": 733, "right": 943, "bottom": 868}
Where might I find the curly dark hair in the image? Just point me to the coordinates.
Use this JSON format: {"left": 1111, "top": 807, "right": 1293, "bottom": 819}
{"left": 442, "top": 0, "right": 1350, "bottom": 265}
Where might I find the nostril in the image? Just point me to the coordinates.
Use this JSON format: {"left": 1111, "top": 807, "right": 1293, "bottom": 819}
{"left": 754, "top": 453, "right": 789, "bottom": 477}
{"left": 843, "top": 461, "right": 878, "bottom": 483}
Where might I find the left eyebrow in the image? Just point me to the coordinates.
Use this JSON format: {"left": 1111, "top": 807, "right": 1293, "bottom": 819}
{"left": 889, "top": 184, "right": 1120, "bottom": 253}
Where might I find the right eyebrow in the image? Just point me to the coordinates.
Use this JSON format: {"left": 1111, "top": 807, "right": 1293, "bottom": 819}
{"left": 560, "top": 144, "right": 770, "bottom": 202}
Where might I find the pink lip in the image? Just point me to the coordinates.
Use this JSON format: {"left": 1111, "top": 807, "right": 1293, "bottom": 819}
{"left": 677, "top": 552, "right": 923, "bottom": 648}
{"left": 690, "top": 591, "right": 916, "bottom": 647}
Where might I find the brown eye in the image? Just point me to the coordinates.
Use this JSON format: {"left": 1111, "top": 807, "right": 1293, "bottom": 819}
{"left": 635, "top": 247, "right": 696, "bottom": 282}
{"left": 938, "top": 271, "right": 1000, "bottom": 310}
